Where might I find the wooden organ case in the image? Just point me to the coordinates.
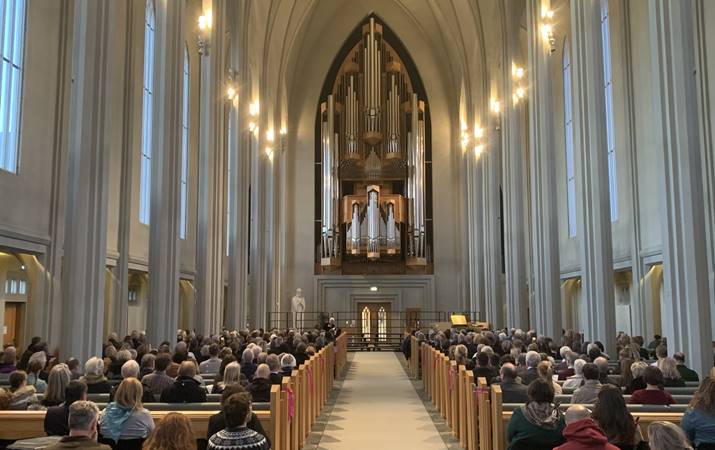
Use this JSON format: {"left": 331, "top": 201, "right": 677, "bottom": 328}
{"left": 315, "top": 16, "right": 433, "bottom": 275}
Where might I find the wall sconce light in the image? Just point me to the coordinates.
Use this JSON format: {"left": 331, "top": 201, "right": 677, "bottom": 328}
{"left": 197, "top": 10, "right": 212, "bottom": 56}
{"left": 280, "top": 127, "right": 287, "bottom": 136}
{"left": 225, "top": 68, "right": 237, "bottom": 102}
{"left": 266, "top": 128, "right": 275, "bottom": 142}
{"left": 512, "top": 63, "right": 525, "bottom": 80}
{"left": 248, "top": 121, "right": 256, "bottom": 132}
{"left": 541, "top": 7, "right": 556, "bottom": 53}
{"left": 473, "top": 124, "right": 485, "bottom": 158}
{"left": 490, "top": 98, "right": 501, "bottom": 115}
{"left": 265, "top": 146, "right": 274, "bottom": 161}
{"left": 249, "top": 100, "right": 260, "bottom": 117}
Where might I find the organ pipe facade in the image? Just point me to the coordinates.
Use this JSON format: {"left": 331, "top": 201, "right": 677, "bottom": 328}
{"left": 316, "top": 16, "right": 432, "bottom": 274}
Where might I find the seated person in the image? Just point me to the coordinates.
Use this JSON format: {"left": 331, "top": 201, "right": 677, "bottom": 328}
{"left": 520, "top": 351, "right": 541, "bottom": 386}
{"left": 657, "top": 357, "right": 686, "bottom": 387}
{"left": 108, "top": 360, "right": 154, "bottom": 404}
{"left": 572, "top": 363, "right": 602, "bottom": 404}
{"left": 66, "top": 358, "right": 82, "bottom": 380}
{"left": 563, "top": 359, "right": 587, "bottom": 391}
{"left": 293, "top": 343, "right": 309, "bottom": 368}
{"left": 557, "top": 350, "right": 577, "bottom": 381}
{"left": 143, "top": 412, "right": 195, "bottom": 450}
{"left": 497, "top": 363, "right": 528, "bottom": 404}
{"left": 681, "top": 376, "right": 715, "bottom": 449}
{"left": 138, "top": 354, "right": 155, "bottom": 380}
{"left": 161, "top": 360, "right": 207, "bottom": 403}
{"left": 98, "top": 378, "right": 154, "bottom": 443}
{"left": 673, "top": 352, "right": 699, "bottom": 383}
{"left": 506, "top": 378, "right": 566, "bottom": 450}
{"left": 473, "top": 352, "right": 497, "bottom": 385}
{"left": 280, "top": 354, "right": 296, "bottom": 377}
{"left": 8, "top": 370, "right": 40, "bottom": 410}
{"left": 592, "top": 385, "right": 646, "bottom": 449}
{"left": 246, "top": 364, "right": 272, "bottom": 403}
{"left": 26, "top": 356, "right": 48, "bottom": 394}
{"left": 207, "top": 392, "right": 269, "bottom": 450}
{"left": 142, "top": 353, "right": 174, "bottom": 399}
{"left": 626, "top": 361, "right": 648, "bottom": 395}
{"left": 200, "top": 344, "right": 222, "bottom": 375}
{"left": 45, "top": 400, "right": 112, "bottom": 450}
{"left": 80, "top": 357, "right": 111, "bottom": 394}
{"left": 629, "top": 366, "right": 675, "bottom": 405}
{"left": 537, "top": 361, "right": 562, "bottom": 394}
{"left": 647, "top": 421, "right": 693, "bottom": 450}
{"left": 212, "top": 362, "right": 245, "bottom": 394}
{"left": 43, "top": 364, "right": 73, "bottom": 407}
{"left": 207, "top": 384, "right": 271, "bottom": 448}
{"left": 241, "top": 349, "right": 258, "bottom": 381}
{"left": 554, "top": 404, "right": 619, "bottom": 450}
{"left": 266, "top": 354, "right": 283, "bottom": 385}
{"left": 0, "top": 346, "right": 17, "bottom": 373}
{"left": 45, "top": 380, "right": 88, "bottom": 436}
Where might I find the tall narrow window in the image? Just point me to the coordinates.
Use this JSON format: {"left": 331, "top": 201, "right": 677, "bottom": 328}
{"left": 0, "top": 0, "right": 27, "bottom": 173}
{"left": 361, "top": 306, "right": 371, "bottom": 337}
{"left": 601, "top": 0, "right": 617, "bottom": 221}
{"left": 377, "top": 306, "right": 387, "bottom": 342}
{"left": 563, "top": 40, "right": 576, "bottom": 238}
{"left": 139, "top": 0, "right": 155, "bottom": 225}
{"left": 179, "top": 44, "right": 189, "bottom": 239}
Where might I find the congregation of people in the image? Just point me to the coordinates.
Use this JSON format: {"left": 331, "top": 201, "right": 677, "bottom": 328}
{"left": 0, "top": 323, "right": 341, "bottom": 450}
{"left": 407, "top": 328, "right": 715, "bottom": 450}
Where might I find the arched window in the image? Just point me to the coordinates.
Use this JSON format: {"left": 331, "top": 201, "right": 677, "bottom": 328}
{"left": 601, "top": 0, "right": 617, "bottom": 221}
{"left": 361, "top": 306, "right": 371, "bottom": 337}
{"left": 377, "top": 306, "right": 387, "bottom": 342}
{"left": 180, "top": 44, "right": 189, "bottom": 239}
{"left": 0, "top": 0, "right": 27, "bottom": 173}
{"left": 563, "top": 40, "right": 576, "bottom": 238}
{"left": 139, "top": 0, "right": 155, "bottom": 225}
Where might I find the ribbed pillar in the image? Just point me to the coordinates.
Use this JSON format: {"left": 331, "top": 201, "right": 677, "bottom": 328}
{"left": 526, "top": 0, "right": 561, "bottom": 338}
{"left": 61, "top": 0, "right": 111, "bottom": 363}
{"left": 226, "top": 1, "right": 250, "bottom": 331}
{"left": 482, "top": 127, "right": 504, "bottom": 327}
{"left": 570, "top": 0, "right": 617, "bottom": 354}
{"left": 649, "top": 0, "right": 712, "bottom": 377}
{"left": 146, "top": 0, "right": 184, "bottom": 347}
{"left": 502, "top": 0, "right": 529, "bottom": 329}
{"left": 195, "top": 0, "right": 227, "bottom": 335}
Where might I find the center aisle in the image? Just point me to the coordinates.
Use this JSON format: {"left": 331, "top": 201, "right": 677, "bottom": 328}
{"left": 313, "top": 352, "right": 450, "bottom": 450}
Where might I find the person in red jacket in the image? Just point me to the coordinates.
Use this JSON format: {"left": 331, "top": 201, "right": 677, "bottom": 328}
{"left": 555, "top": 405, "right": 620, "bottom": 450}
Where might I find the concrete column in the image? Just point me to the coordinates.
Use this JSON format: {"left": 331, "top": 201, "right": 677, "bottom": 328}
{"left": 501, "top": 0, "right": 529, "bottom": 329}
{"left": 649, "top": 0, "right": 712, "bottom": 376}
{"left": 570, "top": 0, "right": 617, "bottom": 353}
{"left": 482, "top": 126, "right": 504, "bottom": 327}
{"left": 195, "top": 0, "right": 226, "bottom": 335}
{"left": 61, "top": 0, "right": 112, "bottom": 363}
{"left": 146, "top": 0, "right": 184, "bottom": 347}
{"left": 225, "top": 4, "right": 250, "bottom": 330}
{"left": 502, "top": 0, "right": 529, "bottom": 329}
{"left": 527, "top": 0, "right": 562, "bottom": 338}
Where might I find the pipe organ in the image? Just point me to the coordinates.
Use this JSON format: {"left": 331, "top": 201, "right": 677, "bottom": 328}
{"left": 317, "top": 16, "right": 432, "bottom": 274}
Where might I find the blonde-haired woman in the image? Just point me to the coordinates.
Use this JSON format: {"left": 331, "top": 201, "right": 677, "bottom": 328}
{"left": 657, "top": 357, "right": 686, "bottom": 387}
{"left": 42, "top": 363, "right": 71, "bottom": 407}
{"left": 647, "top": 421, "right": 693, "bottom": 450}
{"left": 99, "top": 378, "right": 154, "bottom": 444}
{"left": 212, "top": 362, "right": 245, "bottom": 394}
{"left": 143, "top": 412, "right": 196, "bottom": 450}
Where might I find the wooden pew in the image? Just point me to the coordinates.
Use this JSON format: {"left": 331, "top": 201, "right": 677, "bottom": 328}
{"left": 476, "top": 377, "right": 491, "bottom": 450}
{"left": 458, "top": 365, "right": 467, "bottom": 448}
{"left": 465, "top": 373, "right": 477, "bottom": 450}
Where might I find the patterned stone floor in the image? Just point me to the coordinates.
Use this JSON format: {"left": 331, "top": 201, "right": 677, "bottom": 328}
{"left": 302, "top": 352, "right": 461, "bottom": 450}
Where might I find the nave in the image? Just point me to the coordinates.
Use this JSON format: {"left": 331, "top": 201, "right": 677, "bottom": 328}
{"left": 307, "top": 352, "right": 454, "bottom": 450}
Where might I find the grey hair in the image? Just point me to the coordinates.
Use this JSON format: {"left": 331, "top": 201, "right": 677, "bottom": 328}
{"left": 242, "top": 349, "right": 255, "bottom": 364}
{"left": 116, "top": 349, "right": 132, "bottom": 364}
{"left": 121, "top": 360, "right": 140, "bottom": 379}
{"left": 280, "top": 354, "right": 296, "bottom": 369}
{"left": 573, "top": 359, "right": 587, "bottom": 375}
{"left": 631, "top": 361, "right": 649, "bottom": 379}
{"left": 140, "top": 353, "right": 155, "bottom": 369}
{"left": 84, "top": 357, "right": 104, "bottom": 377}
{"left": 525, "top": 351, "right": 541, "bottom": 368}
{"left": 1, "top": 346, "right": 16, "bottom": 364}
{"left": 647, "top": 421, "right": 693, "bottom": 450}
{"left": 68, "top": 400, "right": 99, "bottom": 431}
{"left": 45, "top": 363, "right": 71, "bottom": 404}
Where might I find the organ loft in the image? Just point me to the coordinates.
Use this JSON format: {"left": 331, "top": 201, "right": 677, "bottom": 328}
{"left": 316, "top": 16, "right": 433, "bottom": 275}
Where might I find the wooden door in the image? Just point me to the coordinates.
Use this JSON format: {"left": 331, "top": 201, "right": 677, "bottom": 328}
{"left": 358, "top": 302, "right": 391, "bottom": 344}
{"left": 3, "top": 302, "right": 22, "bottom": 346}
{"left": 406, "top": 308, "right": 421, "bottom": 331}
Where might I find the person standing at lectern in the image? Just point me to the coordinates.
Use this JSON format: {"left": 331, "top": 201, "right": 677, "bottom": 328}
{"left": 291, "top": 289, "right": 306, "bottom": 331}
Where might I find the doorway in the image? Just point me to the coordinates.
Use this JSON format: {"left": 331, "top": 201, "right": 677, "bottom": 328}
{"left": 358, "top": 302, "right": 391, "bottom": 343}
{"left": 3, "top": 302, "right": 22, "bottom": 346}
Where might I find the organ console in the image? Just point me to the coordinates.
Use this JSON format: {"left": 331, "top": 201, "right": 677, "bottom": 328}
{"left": 316, "top": 16, "right": 432, "bottom": 274}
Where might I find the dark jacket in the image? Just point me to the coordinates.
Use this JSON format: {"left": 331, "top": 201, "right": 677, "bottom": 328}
{"left": 44, "top": 404, "right": 71, "bottom": 436}
{"left": 160, "top": 376, "right": 207, "bottom": 403}
{"left": 498, "top": 379, "right": 529, "bottom": 404}
{"left": 294, "top": 353, "right": 308, "bottom": 367}
{"left": 247, "top": 378, "right": 272, "bottom": 403}
{"left": 520, "top": 368, "right": 539, "bottom": 386}
{"left": 473, "top": 367, "right": 498, "bottom": 385}
{"left": 85, "top": 380, "right": 112, "bottom": 394}
{"left": 269, "top": 372, "right": 283, "bottom": 385}
{"left": 109, "top": 381, "right": 156, "bottom": 404}
{"left": 241, "top": 363, "right": 257, "bottom": 382}
{"left": 507, "top": 406, "right": 566, "bottom": 450}
{"left": 676, "top": 365, "right": 699, "bottom": 382}
{"left": 554, "top": 418, "right": 619, "bottom": 450}
{"left": 207, "top": 411, "right": 270, "bottom": 448}
{"left": 45, "top": 436, "right": 112, "bottom": 450}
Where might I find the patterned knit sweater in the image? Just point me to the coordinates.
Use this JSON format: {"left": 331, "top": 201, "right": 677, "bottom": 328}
{"left": 207, "top": 427, "right": 270, "bottom": 450}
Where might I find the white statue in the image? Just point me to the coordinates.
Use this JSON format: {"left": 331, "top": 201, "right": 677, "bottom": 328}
{"left": 291, "top": 288, "right": 306, "bottom": 331}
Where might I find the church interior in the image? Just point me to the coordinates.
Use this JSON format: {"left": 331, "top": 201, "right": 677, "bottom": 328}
{"left": 1, "top": 0, "right": 715, "bottom": 449}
